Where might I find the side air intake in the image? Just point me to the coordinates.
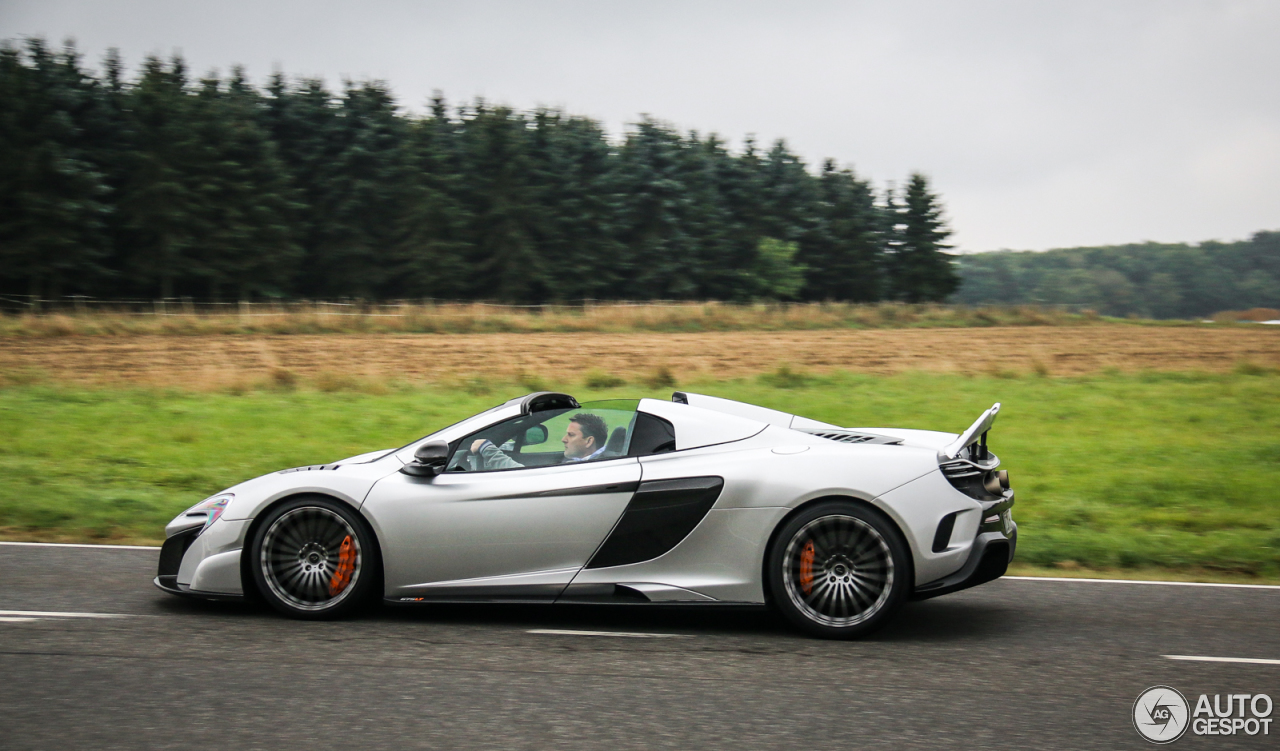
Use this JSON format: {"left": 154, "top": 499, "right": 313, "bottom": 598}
{"left": 586, "top": 476, "right": 724, "bottom": 569}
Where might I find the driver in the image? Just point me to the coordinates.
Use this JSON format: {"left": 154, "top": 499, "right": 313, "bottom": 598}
{"left": 470, "top": 412, "right": 609, "bottom": 470}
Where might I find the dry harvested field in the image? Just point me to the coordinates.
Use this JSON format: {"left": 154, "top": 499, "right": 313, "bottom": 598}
{"left": 2, "top": 326, "right": 1278, "bottom": 388}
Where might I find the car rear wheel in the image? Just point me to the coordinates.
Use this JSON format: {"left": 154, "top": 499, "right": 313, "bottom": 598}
{"left": 249, "top": 496, "right": 379, "bottom": 619}
{"left": 767, "top": 501, "right": 910, "bottom": 639}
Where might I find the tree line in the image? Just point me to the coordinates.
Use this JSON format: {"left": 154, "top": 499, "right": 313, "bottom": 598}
{"left": 952, "top": 232, "right": 1280, "bottom": 319}
{"left": 0, "top": 38, "right": 958, "bottom": 304}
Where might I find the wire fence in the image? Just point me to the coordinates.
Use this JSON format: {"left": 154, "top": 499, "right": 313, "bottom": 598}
{"left": 0, "top": 295, "right": 1096, "bottom": 315}
{"left": 0, "top": 296, "right": 755, "bottom": 317}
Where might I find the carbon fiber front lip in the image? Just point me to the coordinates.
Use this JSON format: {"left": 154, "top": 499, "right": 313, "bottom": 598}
{"left": 153, "top": 576, "right": 244, "bottom": 602}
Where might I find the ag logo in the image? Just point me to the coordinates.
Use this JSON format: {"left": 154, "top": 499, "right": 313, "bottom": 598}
{"left": 1134, "top": 686, "right": 1190, "bottom": 743}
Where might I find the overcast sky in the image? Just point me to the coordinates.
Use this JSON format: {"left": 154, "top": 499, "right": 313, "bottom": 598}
{"left": 2, "top": 0, "right": 1277, "bottom": 252}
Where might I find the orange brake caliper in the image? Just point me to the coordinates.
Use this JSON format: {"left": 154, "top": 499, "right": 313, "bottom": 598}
{"left": 799, "top": 540, "right": 815, "bottom": 595}
{"left": 328, "top": 535, "right": 356, "bottom": 596}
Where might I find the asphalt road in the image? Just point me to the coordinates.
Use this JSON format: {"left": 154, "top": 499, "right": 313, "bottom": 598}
{"left": 0, "top": 543, "right": 1276, "bottom": 750}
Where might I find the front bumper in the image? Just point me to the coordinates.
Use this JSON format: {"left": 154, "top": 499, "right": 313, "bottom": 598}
{"left": 155, "top": 524, "right": 246, "bottom": 601}
{"left": 912, "top": 491, "right": 1017, "bottom": 601}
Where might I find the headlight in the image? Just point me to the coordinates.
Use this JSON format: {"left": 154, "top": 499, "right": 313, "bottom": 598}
{"left": 182, "top": 494, "right": 233, "bottom": 534}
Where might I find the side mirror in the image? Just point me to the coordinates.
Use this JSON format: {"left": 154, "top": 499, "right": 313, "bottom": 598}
{"left": 400, "top": 440, "right": 449, "bottom": 477}
{"left": 524, "top": 425, "right": 548, "bottom": 445}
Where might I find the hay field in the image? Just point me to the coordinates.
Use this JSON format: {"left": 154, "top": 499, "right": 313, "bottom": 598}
{"left": 1, "top": 325, "right": 1277, "bottom": 390}
{"left": 0, "top": 301, "right": 1096, "bottom": 337}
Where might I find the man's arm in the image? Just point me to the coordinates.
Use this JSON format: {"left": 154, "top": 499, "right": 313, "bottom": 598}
{"left": 474, "top": 439, "right": 525, "bottom": 470}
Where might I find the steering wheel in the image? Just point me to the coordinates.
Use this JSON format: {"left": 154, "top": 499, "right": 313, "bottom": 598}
{"left": 442, "top": 447, "right": 475, "bottom": 472}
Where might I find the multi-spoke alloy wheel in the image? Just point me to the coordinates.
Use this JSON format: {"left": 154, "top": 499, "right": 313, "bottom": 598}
{"left": 767, "top": 502, "right": 909, "bottom": 638}
{"left": 250, "top": 497, "right": 378, "bottom": 619}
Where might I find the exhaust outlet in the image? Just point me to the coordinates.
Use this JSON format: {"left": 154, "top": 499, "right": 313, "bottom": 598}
{"left": 983, "top": 470, "right": 1010, "bottom": 495}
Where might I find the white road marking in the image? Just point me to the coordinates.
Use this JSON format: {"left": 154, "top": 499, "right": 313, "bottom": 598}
{"left": 0, "top": 541, "right": 159, "bottom": 550}
{"left": 1005, "top": 576, "right": 1280, "bottom": 590}
{"left": 1164, "top": 655, "right": 1280, "bottom": 666}
{"left": 0, "top": 610, "right": 133, "bottom": 619}
{"left": 0, "top": 617, "right": 39, "bottom": 623}
{"left": 528, "top": 629, "right": 691, "bottom": 639}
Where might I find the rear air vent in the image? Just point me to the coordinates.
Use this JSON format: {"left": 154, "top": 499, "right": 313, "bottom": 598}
{"left": 932, "top": 512, "right": 959, "bottom": 553}
{"left": 941, "top": 460, "right": 983, "bottom": 479}
{"left": 801, "top": 430, "right": 903, "bottom": 446}
{"left": 940, "top": 460, "right": 1005, "bottom": 501}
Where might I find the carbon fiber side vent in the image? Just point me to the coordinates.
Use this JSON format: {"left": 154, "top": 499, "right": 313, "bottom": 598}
{"left": 586, "top": 476, "right": 724, "bottom": 569}
{"left": 801, "top": 430, "right": 903, "bottom": 445}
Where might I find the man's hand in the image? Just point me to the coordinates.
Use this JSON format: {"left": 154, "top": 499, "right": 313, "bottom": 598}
{"left": 470, "top": 439, "right": 487, "bottom": 453}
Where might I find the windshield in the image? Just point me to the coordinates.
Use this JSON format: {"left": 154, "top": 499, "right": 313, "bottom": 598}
{"left": 393, "top": 397, "right": 519, "bottom": 454}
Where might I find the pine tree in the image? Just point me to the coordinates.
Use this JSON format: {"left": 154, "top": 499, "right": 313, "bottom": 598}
{"left": 797, "top": 160, "right": 881, "bottom": 301}
{"left": 0, "top": 44, "right": 964, "bottom": 305}
{"left": 390, "top": 93, "right": 474, "bottom": 299}
{"left": 0, "top": 39, "right": 111, "bottom": 301}
{"left": 706, "top": 134, "right": 768, "bottom": 300}
{"left": 310, "top": 81, "right": 407, "bottom": 298}
{"left": 118, "top": 54, "right": 202, "bottom": 299}
{"left": 525, "top": 109, "right": 624, "bottom": 302}
{"left": 185, "top": 69, "right": 300, "bottom": 300}
{"left": 758, "top": 140, "right": 815, "bottom": 246}
{"left": 887, "top": 173, "right": 957, "bottom": 302}
{"left": 91, "top": 47, "right": 139, "bottom": 297}
{"left": 676, "top": 131, "right": 743, "bottom": 300}
{"left": 614, "top": 118, "right": 697, "bottom": 299}
{"left": 261, "top": 75, "right": 345, "bottom": 297}
{"left": 457, "top": 101, "right": 544, "bottom": 302}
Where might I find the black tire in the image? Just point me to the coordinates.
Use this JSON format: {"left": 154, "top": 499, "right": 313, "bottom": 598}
{"left": 766, "top": 500, "right": 911, "bottom": 639}
{"left": 249, "top": 495, "right": 381, "bottom": 620}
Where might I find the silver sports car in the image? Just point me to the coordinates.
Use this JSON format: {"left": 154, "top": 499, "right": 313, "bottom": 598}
{"left": 156, "top": 391, "right": 1016, "bottom": 638}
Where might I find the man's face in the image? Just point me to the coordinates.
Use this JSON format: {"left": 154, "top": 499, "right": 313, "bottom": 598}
{"left": 562, "top": 421, "right": 595, "bottom": 459}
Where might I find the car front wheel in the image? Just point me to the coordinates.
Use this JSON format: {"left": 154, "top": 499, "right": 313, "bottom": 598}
{"left": 767, "top": 501, "right": 910, "bottom": 639}
{"left": 249, "top": 496, "right": 379, "bottom": 619}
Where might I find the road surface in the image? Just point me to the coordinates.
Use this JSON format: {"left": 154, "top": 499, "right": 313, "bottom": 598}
{"left": 1, "top": 543, "right": 1276, "bottom": 749}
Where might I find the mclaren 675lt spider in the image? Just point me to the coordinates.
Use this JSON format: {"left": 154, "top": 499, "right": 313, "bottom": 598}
{"left": 156, "top": 391, "right": 1015, "bottom": 638}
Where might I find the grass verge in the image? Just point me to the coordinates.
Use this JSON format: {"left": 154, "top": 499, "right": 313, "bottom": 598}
{"left": 2, "top": 369, "right": 1276, "bottom": 581}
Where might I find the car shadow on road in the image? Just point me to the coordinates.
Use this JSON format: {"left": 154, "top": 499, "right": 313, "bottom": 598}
{"left": 872, "top": 598, "right": 1018, "bottom": 643}
{"left": 366, "top": 596, "right": 1017, "bottom": 643}
{"left": 150, "top": 588, "right": 1019, "bottom": 643}
{"left": 376, "top": 600, "right": 790, "bottom": 635}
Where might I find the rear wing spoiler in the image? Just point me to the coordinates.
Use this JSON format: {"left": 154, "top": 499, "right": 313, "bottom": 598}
{"left": 941, "top": 403, "right": 1001, "bottom": 460}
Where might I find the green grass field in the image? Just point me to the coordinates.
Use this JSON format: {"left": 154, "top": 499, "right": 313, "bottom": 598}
{"left": 2, "top": 369, "right": 1277, "bottom": 580}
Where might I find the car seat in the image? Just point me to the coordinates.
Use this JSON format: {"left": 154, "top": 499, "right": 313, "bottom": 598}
{"left": 605, "top": 426, "right": 627, "bottom": 456}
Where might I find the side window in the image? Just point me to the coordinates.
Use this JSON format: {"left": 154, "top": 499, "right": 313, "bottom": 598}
{"left": 446, "top": 401, "right": 641, "bottom": 473}
{"left": 445, "top": 412, "right": 564, "bottom": 473}
{"left": 628, "top": 412, "right": 676, "bottom": 457}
